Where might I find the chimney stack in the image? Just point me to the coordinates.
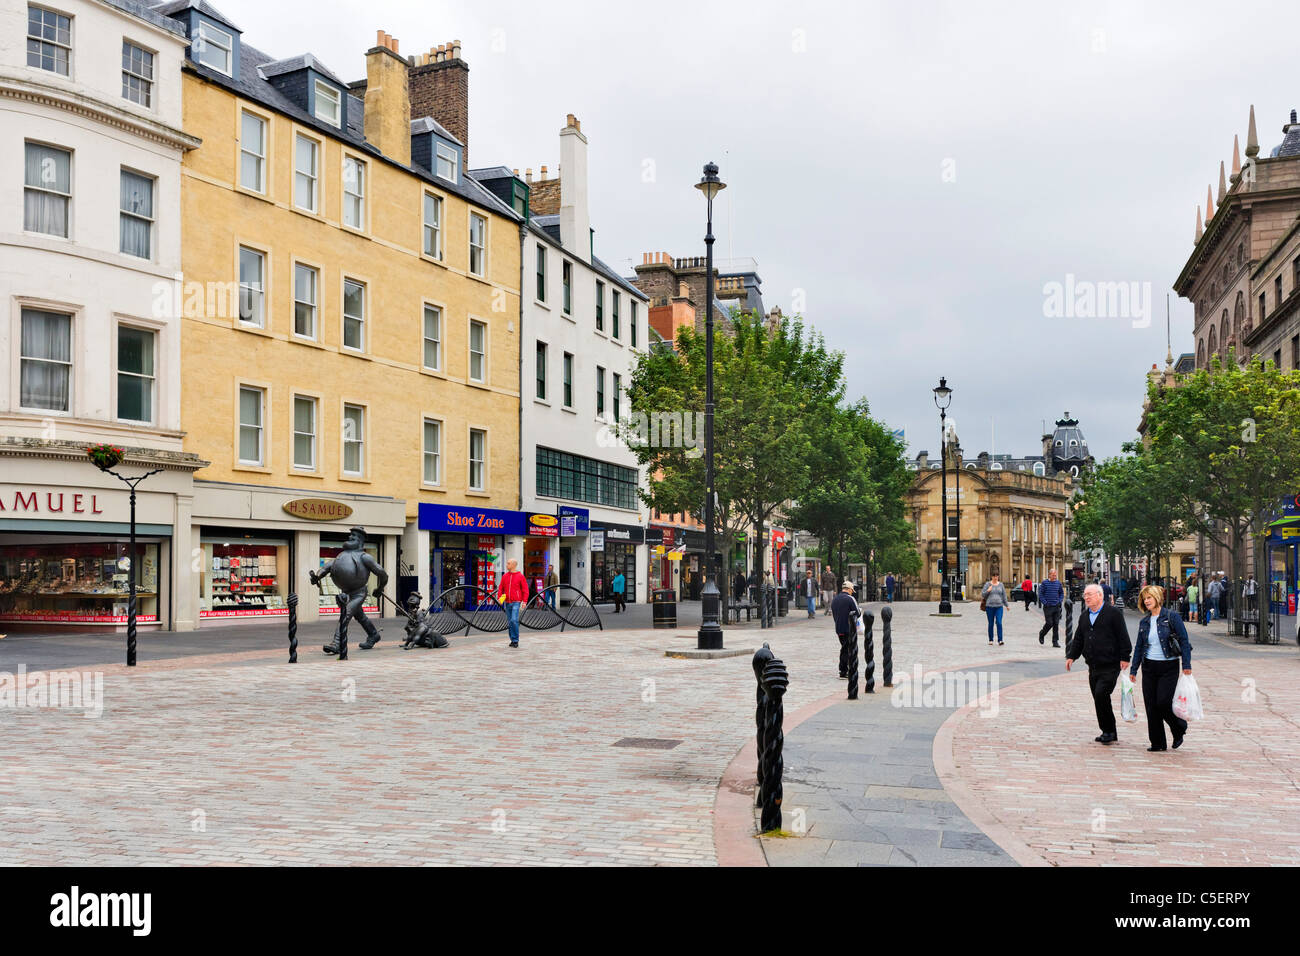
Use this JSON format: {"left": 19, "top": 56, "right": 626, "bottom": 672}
{"left": 559, "top": 114, "right": 590, "bottom": 260}
{"left": 364, "top": 29, "right": 411, "bottom": 166}
{"left": 408, "top": 38, "right": 470, "bottom": 171}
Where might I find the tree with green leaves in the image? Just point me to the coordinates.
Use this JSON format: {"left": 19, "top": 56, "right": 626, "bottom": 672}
{"left": 1141, "top": 350, "right": 1300, "bottom": 636}
{"left": 788, "top": 399, "right": 917, "bottom": 595}
{"left": 622, "top": 311, "right": 845, "bottom": 609}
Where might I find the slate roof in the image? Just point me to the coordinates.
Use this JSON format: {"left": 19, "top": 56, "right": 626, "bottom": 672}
{"left": 413, "top": 117, "right": 464, "bottom": 147}
{"left": 104, "top": 0, "right": 189, "bottom": 36}
{"left": 526, "top": 215, "right": 647, "bottom": 300}
{"left": 258, "top": 54, "right": 346, "bottom": 88}
{"left": 158, "top": 19, "right": 518, "bottom": 222}
{"left": 151, "top": 0, "right": 240, "bottom": 31}
{"left": 1271, "top": 118, "right": 1300, "bottom": 158}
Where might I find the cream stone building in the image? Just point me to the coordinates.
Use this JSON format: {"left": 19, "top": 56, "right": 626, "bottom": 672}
{"left": 904, "top": 432, "right": 1075, "bottom": 602}
{"left": 0, "top": 0, "right": 205, "bottom": 632}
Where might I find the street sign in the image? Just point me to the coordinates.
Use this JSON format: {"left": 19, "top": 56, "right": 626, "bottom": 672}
{"left": 958, "top": 547, "right": 968, "bottom": 572}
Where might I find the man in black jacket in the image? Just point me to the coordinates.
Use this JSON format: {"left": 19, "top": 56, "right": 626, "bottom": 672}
{"left": 1065, "top": 583, "right": 1131, "bottom": 744}
{"left": 830, "top": 581, "right": 861, "bottom": 679}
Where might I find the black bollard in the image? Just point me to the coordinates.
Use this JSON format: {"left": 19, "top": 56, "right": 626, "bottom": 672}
{"left": 862, "top": 608, "right": 876, "bottom": 693}
{"left": 846, "top": 615, "right": 859, "bottom": 700}
{"left": 760, "top": 656, "right": 789, "bottom": 833}
{"left": 288, "top": 593, "right": 299, "bottom": 663}
{"left": 1064, "top": 599, "right": 1074, "bottom": 656}
{"left": 881, "top": 605, "right": 893, "bottom": 687}
{"left": 337, "top": 597, "right": 349, "bottom": 661}
{"left": 752, "top": 643, "right": 773, "bottom": 807}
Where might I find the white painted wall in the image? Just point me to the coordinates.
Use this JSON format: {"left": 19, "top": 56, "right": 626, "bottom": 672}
{"left": 521, "top": 227, "right": 648, "bottom": 602}
{"left": 0, "top": 0, "right": 191, "bottom": 447}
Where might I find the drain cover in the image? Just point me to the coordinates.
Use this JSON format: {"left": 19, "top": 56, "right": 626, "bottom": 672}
{"left": 613, "top": 737, "right": 682, "bottom": 750}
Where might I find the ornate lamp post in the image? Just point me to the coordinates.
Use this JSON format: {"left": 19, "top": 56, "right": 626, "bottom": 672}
{"left": 88, "top": 444, "right": 161, "bottom": 667}
{"left": 933, "top": 378, "right": 952, "bottom": 614}
{"left": 696, "top": 161, "right": 726, "bottom": 650}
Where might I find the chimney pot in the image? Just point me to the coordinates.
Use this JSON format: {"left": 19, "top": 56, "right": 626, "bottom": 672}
{"left": 452, "top": 40, "right": 462, "bottom": 58}
{"left": 391, "top": 37, "right": 399, "bottom": 54}
{"left": 525, "top": 168, "right": 533, "bottom": 182}
{"left": 375, "top": 29, "right": 384, "bottom": 47}
{"left": 566, "top": 113, "right": 575, "bottom": 127}
{"left": 1292, "top": 108, "right": 1298, "bottom": 124}
{"left": 540, "top": 164, "right": 548, "bottom": 178}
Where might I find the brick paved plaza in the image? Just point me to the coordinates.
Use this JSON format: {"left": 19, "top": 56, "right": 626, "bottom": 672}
{"left": 0, "top": 602, "right": 1296, "bottom": 866}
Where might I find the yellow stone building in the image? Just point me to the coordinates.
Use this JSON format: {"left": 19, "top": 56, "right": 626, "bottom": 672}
{"left": 905, "top": 442, "right": 1075, "bottom": 602}
{"left": 165, "top": 3, "right": 521, "bottom": 627}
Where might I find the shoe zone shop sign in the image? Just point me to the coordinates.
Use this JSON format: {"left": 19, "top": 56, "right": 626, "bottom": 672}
{"left": 417, "top": 504, "right": 573, "bottom": 538}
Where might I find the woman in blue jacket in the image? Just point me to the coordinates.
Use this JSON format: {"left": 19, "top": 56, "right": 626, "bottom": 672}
{"left": 1131, "top": 585, "right": 1193, "bottom": 752}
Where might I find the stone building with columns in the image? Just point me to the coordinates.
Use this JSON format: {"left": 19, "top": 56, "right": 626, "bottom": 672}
{"left": 903, "top": 422, "right": 1079, "bottom": 602}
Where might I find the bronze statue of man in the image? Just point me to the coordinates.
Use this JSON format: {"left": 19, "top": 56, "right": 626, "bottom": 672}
{"left": 313, "top": 526, "right": 389, "bottom": 653}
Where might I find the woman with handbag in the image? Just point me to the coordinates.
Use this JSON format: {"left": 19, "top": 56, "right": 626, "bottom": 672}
{"left": 980, "top": 573, "right": 1008, "bottom": 646}
{"left": 1131, "top": 585, "right": 1193, "bottom": 752}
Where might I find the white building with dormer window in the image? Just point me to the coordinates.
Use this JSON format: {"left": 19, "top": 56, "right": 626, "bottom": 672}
{"left": 473, "top": 115, "right": 649, "bottom": 605}
{"left": 0, "top": 0, "right": 205, "bottom": 633}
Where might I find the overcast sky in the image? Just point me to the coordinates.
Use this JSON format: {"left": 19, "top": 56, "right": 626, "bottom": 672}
{"left": 210, "top": 0, "right": 1300, "bottom": 461}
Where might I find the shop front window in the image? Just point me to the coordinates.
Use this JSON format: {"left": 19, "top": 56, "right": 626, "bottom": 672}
{"left": 201, "top": 538, "right": 288, "bottom": 617}
{"left": 0, "top": 540, "right": 161, "bottom": 625}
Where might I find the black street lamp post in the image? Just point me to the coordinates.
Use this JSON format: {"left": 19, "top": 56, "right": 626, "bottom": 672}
{"left": 954, "top": 442, "right": 962, "bottom": 601}
{"left": 934, "top": 378, "right": 952, "bottom": 614}
{"left": 696, "top": 161, "right": 726, "bottom": 650}
{"left": 89, "top": 446, "right": 161, "bottom": 666}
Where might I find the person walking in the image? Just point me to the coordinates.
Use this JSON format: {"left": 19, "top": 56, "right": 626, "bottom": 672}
{"left": 733, "top": 569, "right": 747, "bottom": 604}
{"left": 497, "top": 558, "right": 529, "bottom": 647}
{"left": 1020, "top": 574, "right": 1034, "bottom": 612}
{"left": 1242, "top": 572, "right": 1258, "bottom": 620}
{"left": 1219, "top": 573, "right": 1232, "bottom": 622}
{"left": 981, "top": 573, "right": 1008, "bottom": 646}
{"left": 1065, "top": 583, "right": 1132, "bottom": 744}
{"left": 611, "top": 570, "right": 626, "bottom": 613}
{"left": 885, "top": 571, "right": 896, "bottom": 603}
{"left": 544, "top": 565, "right": 559, "bottom": 609}
{"left": 1131, "top": 585, "right": 1193, "bottom": 752}
{"left": 820, "top": 565, "right": 837, "bottom": 615}
{"left": 801, "top": 569, "right": 818, "bottom": 618}
{"left": 1185, "top": 578, "right": 1199, "bottom": 626}
{"left": 1206, "top": 575, "right": 1222, "bottom": 622}
{"left": 830, "top": 581, "right": 861, "bottom": 679}
{"left": 1037, "top": 567, "right": 1065, "bottom": 646}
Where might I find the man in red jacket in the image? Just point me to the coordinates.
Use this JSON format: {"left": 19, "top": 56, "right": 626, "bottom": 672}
{"left": 497, "top": 557, "right": 528, "bottom": 647}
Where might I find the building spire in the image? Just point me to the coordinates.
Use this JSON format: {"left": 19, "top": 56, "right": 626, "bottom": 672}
{"left": 1205, "top": 184, "right": 1214, "bottom": 225}
{"left": 1231, "top": 134, "right": 1242, "bottom": 184}
{"left": 1218, "top": 160, "right": 1228, "bottom": 204}
{"left": 1195, "top": 204, "right": 1203, "bottom": 242}
{"left": 1246, "top": 104, "right": 1259, "bottom": 158}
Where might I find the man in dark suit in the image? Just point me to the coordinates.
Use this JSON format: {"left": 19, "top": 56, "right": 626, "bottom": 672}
{"left": 830, "top": 581, "right": 861, "bottom": 679}
{"left": 1065, "top": 583, "right": 1131, "bottom": 744}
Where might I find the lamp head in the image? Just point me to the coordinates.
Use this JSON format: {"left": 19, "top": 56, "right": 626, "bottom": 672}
{"left": 933, "top": 376, "right": 952, "bottom": 410}
{"left": 696, "top": 162, "right": 726, "bottom": 201}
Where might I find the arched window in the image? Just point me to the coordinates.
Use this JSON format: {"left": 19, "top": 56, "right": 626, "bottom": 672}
{"left": 1197, "top": 338, "right": 1205, "bottom": 366}
{"left": 1208, "top": 326, "right": 1217, "bottom": 356}
{"left": 1032, "top": 461, "right": 1046, "bottom": 477}
{"left": 1237, "top": 243, "right": 1244, "bottom": 266}
{"left": 1221, "top": 315, "right": 1230, "bottom": 357}
{"left": 1210, "top": 282, "right": 1217, "bottom": 299}
{"left": 1234, "top": 292, "right": 1244, "bottom": 339}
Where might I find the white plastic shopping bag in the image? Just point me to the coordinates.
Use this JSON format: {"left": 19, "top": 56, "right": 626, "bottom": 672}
{"left": 1120, "top": 673, "right": 1137, "bottom": 722}
{"left": 855, "top": 614, "right": 865, "bottom": 639}
{"left": 1173, "top": 673, "right": 1204, "bottom": 721}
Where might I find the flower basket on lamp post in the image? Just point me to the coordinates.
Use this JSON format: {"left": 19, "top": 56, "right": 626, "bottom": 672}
{"left": 87, "top": 444, "right": 125, "bottom": 471}
{"left": 85, "top": 443, "right": 161, "bottom": 666}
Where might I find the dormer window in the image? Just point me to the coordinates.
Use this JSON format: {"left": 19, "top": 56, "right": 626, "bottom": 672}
{"left": 436, "top": 144, "right": 457, "bottom": 183}
{"left": 196, "top": 21, "right": 232, "bottom": 75}
{"left": 314, "top": 80, "right": 340, "bottom": 127}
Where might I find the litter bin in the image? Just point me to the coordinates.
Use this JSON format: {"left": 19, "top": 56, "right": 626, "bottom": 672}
{"left": 652, "top": 588, "right": 677, "bottom": 629}
{"left": 777, "top": 589, "right": 789, "bottom": 617}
